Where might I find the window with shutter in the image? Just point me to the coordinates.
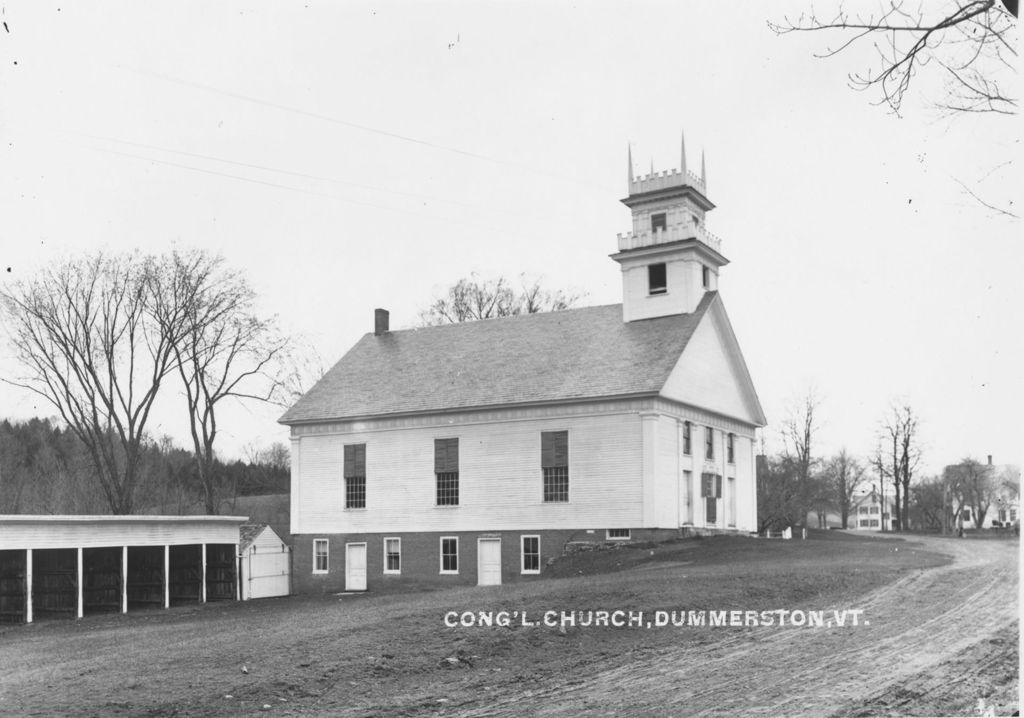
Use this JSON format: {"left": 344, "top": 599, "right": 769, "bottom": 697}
{"left": 683, "top": 421, "right": 692, "bottom": 455}
{"left": 705, "top": 427, "right": 714, "bottom": 460}
{"left": 541, "top": 431, "right": 569, "bottom": 502}
{"left": 435, "top": 438, "right": 459, "bottom": 506}
{"left": 344, "top": 444, "right": 366, "bottom": 509}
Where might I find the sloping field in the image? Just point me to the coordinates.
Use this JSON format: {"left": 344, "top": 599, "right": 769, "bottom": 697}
{"left": 0, "top": 533, "right": 1016, "bottom": 717}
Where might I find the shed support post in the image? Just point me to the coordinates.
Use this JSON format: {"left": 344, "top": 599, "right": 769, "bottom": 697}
{"left": 234, "top": 543, "right": 240, "bottom": 601}
{"left": 76, "top": 547, "right": 84, "bottom": 619}
{"left": 201, "top": 543, "right": 207, "bottom": 603}
{"left": 121, "top": 546, "right": 128, "bottom": 614}
{"left": 25, "top": 548, "right": 33, "bottom": 624}
{"left": 163, "top": 545, "right": 170, "bottom": 609}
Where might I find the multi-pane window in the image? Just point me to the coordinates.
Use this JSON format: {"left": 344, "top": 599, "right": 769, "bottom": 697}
{"left": 542, "top": 430, "right": 569, "bottom": 502}
{"left": 607, "top": 529, "right": 631, "bottom": 540}
{"left": 705, "top": 427, "right": 714, "bottom": 460}
{"left": 683, "top": 421, "right": 692, "bottom": 455}
{"left": 440, "top": 537, "right": 458, "bottom": 573}
{"left": 313, "top": 539, "right": 329, "bottom": 574}
{"left": 859, "top": 506, "right": 869, "bottom": 515}
{"left": 434, "top": 438, "right": 459, "bottom": 506}
{"left": 869, "top": 506, "right": 880, "bottom": 515}
{"left": 344, "top": 443, "right": 366, "bottom": 509}
{"left": 648, "top": 263, "right": 667, "bottom": 295}
{"left": 726, "top": 433, "right": 735, "bottom": 463}
{"left": 384, "top": 538, "right": 401, "bottom": 574}
{"left": 521, "top": 536, "right": 540, "bottom": 574}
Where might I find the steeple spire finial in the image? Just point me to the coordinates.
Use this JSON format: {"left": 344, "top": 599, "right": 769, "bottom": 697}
{"left": 627, "top": 144, "right": 634, "bottom": 185}
{"left": 680, "top": 130, "right": 688, "bottom": 179}
{"left": 701, "top": 150, "right": 707, "bottom": 189}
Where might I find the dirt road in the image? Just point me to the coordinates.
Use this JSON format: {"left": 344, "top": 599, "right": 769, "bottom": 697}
{"left": 460, "top": 536, "right": 1018, "bottom": 718}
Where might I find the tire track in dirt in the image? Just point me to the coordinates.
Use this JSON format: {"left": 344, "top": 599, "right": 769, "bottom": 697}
{"left": 463, "top": 537, "right": 1017, "bottom": 718}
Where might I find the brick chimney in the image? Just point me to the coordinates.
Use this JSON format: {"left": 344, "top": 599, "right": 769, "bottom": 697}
{"left": 374, "top": 308, "right": 390, "bottom": 335}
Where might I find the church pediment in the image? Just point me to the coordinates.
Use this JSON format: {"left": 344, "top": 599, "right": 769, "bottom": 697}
{"left": 659, "top": 295, "right": 766, "bottom": 427}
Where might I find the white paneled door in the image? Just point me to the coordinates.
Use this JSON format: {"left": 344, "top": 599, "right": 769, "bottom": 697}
{"left": 477, "top": 538, "right": 502, "bottom": 586}
{"left": 345, "top": 543, "right": 367, "bottom": 591}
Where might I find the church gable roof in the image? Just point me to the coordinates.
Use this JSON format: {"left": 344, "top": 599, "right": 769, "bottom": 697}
{"left": 279, "top": 294, "right": 717, "bottom": 424}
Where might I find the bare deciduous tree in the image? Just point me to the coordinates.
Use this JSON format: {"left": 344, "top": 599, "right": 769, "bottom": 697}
{"left": 823, "top": 449, "right": 866, "bottom": 529}
{"left": 1, "top": 253, "right": 191, "bottom": 513}
{"left": 769, "top": 1, "right": 1018, "bottom": 116}
{"left": 780, "top": 391, "right": 821, "bottom": 526}
{"left": 418, "top": 273, "right": 583, "bottom": 326}
{"left": 947, "top": 457, "right": 997, "bottom": 528}
{"left": 167, "top": 250, "right": 288, "bottom": 515}
{"left": 880, "top": 404, "right": 922, "bottom": 530}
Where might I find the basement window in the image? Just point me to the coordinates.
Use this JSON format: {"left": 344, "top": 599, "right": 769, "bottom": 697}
{"left": 440, "top": 537, "right": 459, "bottom": 574}
{"left": 606, "top": 529, "right": 631, "bottom": 540}
{"left": 648, "top": 263, "right": 667, "bottom": 295}
{"left": 521, "top": 536, "right": 540, "bottom": 574}
{"left": 650, "top": 212, "right": 667, "bottom": 232}
{"left": 384, "top": 538, "right": 401, "bottom": 575}
{"left": 313, "top": 539, "right": 329, "bottom": 574}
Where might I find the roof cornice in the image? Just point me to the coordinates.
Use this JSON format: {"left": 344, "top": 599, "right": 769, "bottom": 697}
{"left": 610, "top": 237, "right": 729, "bottom": 267}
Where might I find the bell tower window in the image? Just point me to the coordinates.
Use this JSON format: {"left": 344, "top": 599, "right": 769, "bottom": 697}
{"left": 702, "top": 265, "right": 710, "bottom": 289}
{"left": 651, "top": 213, "right": 667, "bottom": 233}
{"left": 648, "top": 263, "right": 667, "bottom": 295}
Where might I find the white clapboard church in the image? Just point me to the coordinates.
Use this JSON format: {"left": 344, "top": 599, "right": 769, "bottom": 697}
{"left": 280, "top": 136, "right": 766, "bottom": 592}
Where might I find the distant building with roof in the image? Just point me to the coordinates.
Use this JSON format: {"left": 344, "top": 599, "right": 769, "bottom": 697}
{"left": 280, "top": 136, "right": 766, "bottom": 592}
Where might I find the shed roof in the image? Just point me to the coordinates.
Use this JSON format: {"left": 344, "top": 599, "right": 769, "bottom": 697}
{"left": 0, "top": 515, "right": 249, "bottom": 551}
{"left": 280, "top": 294, "right": 717, "bottom": 424}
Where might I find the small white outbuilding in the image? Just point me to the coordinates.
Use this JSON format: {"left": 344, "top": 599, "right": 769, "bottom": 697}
{"left": 238, "top": 523, "right": 291, "bottom": 600}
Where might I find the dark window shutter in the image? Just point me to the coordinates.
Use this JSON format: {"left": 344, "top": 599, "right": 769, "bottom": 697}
{"left": 435, "top": 438, "right": 458, "bottom": 473}
{"left": 541, "top": 431, "right": 568, "bottom": 468}
{"left": 344, "top": 444, "right": 366, "bottom": 477}
{"left": 715, "top": 474, "right": 722, "bottom": 499}
{"left": 447, "top": 439, "right": 458, "bottom": 472}
{"left": 344, "top": 445, "right": 355, "bottom": 478}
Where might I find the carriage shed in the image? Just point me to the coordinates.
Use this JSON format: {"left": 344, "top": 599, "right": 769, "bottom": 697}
{"left": 0, "top": 515, "right": 247, "bottom": 624}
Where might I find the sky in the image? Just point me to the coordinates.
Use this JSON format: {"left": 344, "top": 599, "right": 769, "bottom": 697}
{"left": 0, "top": 2, "right": 1020, "bottom": 477}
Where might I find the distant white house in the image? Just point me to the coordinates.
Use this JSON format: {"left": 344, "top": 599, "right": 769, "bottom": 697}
{"left": 280, "top": 136, "right": 767, "bottom": 592}
{"left": 808, "top": 487, "right": 895, "bottom": 531}
{"left": 849, "top": 490, "right": 896, "bottom": 532}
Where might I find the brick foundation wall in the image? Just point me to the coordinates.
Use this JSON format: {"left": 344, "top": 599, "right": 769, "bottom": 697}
{"left": 290, "top": 527, "right": 683, "bottom": 594}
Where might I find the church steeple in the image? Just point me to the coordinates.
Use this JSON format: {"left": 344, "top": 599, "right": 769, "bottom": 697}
{"left": 611, "top": 132, "right": 729, "bottom": 322}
